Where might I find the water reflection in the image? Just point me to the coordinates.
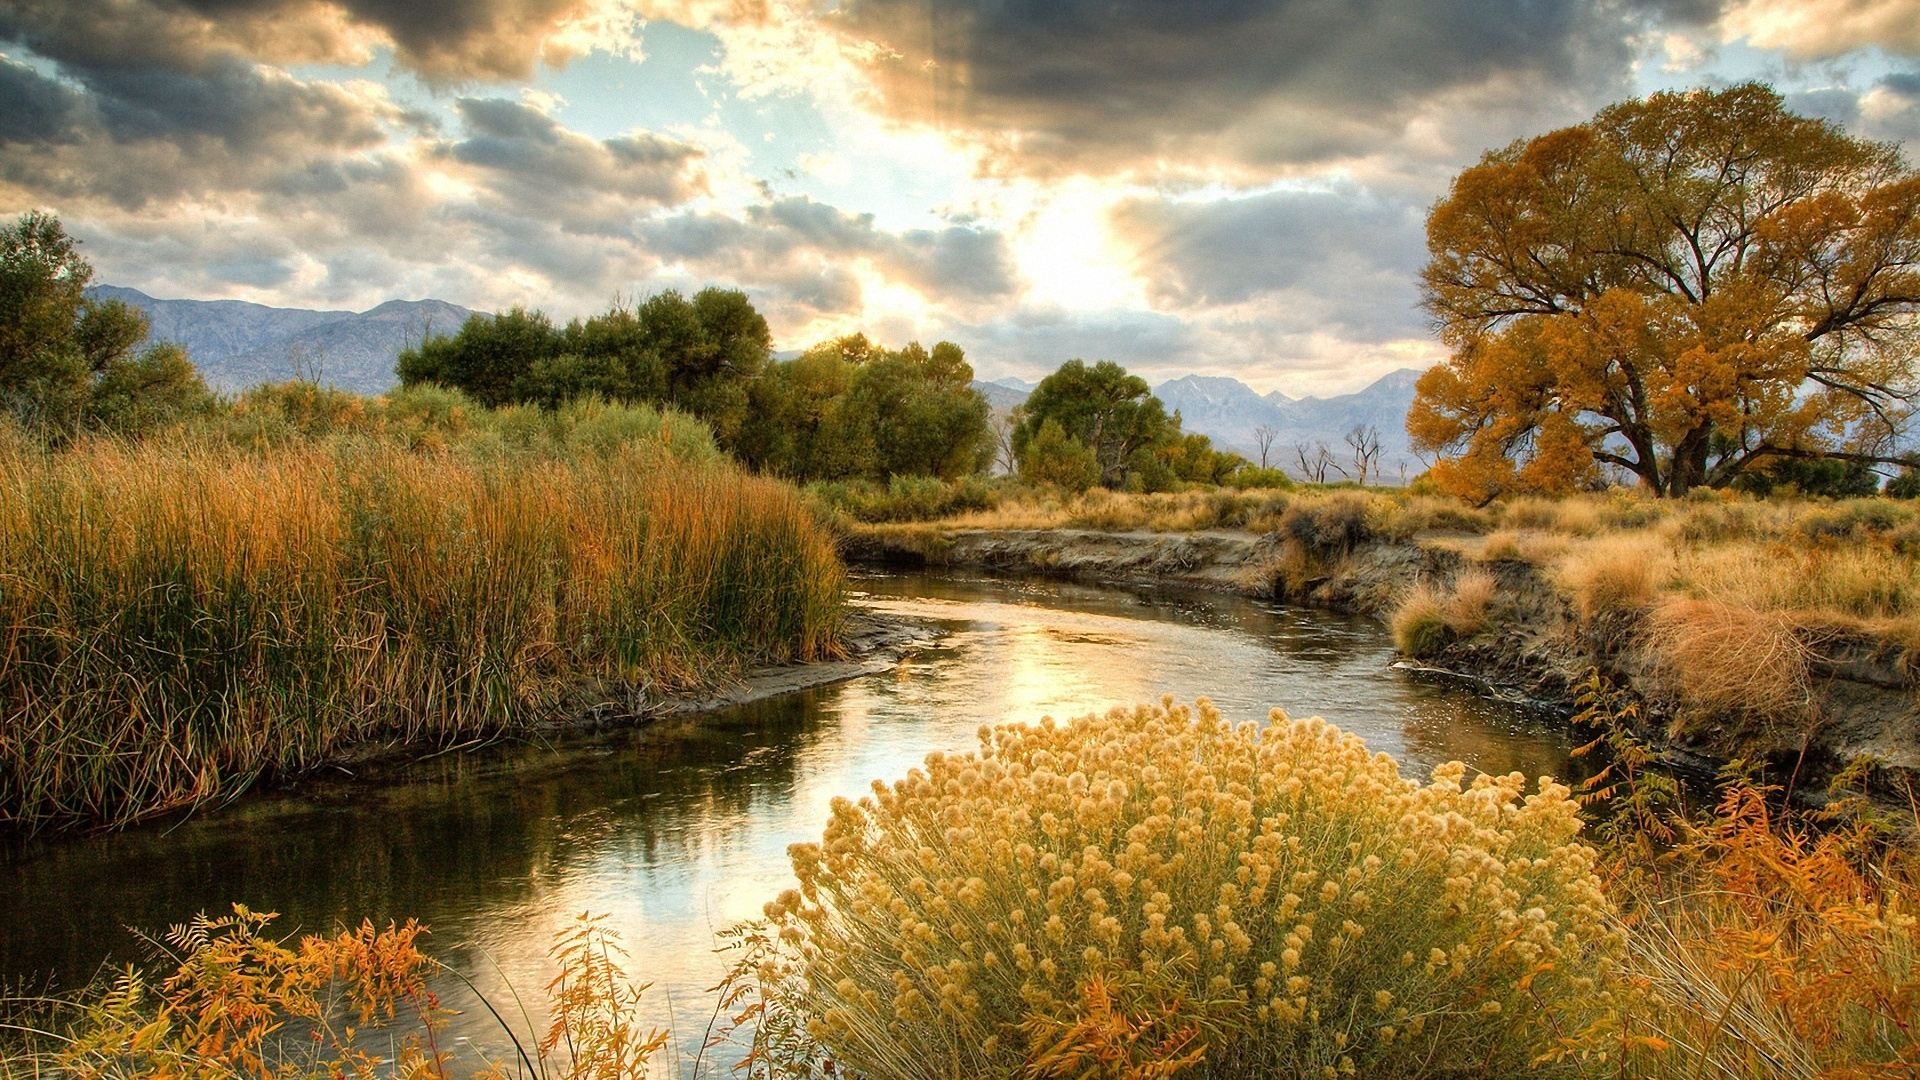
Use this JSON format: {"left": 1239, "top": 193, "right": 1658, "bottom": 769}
{"left": 1, "top": 570, "right": 1578, "bottom": 1071}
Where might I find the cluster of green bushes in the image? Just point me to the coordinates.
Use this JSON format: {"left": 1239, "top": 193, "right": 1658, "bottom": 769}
{"left": 400, "top": 304, "right": 996, "bottom": 485}
{"left": 806, "top": 473, "right": 1003, "bottom": 524}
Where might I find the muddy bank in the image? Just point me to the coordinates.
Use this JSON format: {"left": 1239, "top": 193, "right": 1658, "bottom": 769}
{"left": 845, "top": 525, "right": 1919, "bottom": 784}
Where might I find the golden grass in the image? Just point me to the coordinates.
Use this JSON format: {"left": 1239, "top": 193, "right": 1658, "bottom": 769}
{"left": 0, "top": 432, "right": 844, "bottom": 830}
{"left": 1389, "top": 569, "right": 1500, "bottom": 657}
{"left": 1641, "top": 598, "right": 1818, "bottom": 720}
{"left": 1555, "top": 535, "right": 1674, "bottom": 620}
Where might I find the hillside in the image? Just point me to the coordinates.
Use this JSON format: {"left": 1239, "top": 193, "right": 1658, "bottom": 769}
{"left": 91, "top": 286, "right": 476, "bottom": 395}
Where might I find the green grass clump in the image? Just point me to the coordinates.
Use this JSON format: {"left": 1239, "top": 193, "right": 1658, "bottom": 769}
{"left": 0, "top": 430, "right": 843, "bottom": 831}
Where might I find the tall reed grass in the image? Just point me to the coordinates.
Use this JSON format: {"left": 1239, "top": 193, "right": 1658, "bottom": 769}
{"left": 0, "top": 430, "right": 844, "bottom": 831}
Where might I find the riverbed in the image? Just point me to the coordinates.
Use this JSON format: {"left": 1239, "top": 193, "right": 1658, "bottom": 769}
{"left": 0, "top": 570, "right": 1579, "bottom": 1072}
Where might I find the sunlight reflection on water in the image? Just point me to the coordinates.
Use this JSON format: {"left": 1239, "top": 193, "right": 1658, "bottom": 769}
{"left": 1, "top": 570, "right": 1576, "bottom": 1074}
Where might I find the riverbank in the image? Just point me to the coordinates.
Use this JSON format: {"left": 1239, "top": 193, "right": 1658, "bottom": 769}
{"left": 843, "top": 511, "right": 1920, "bottom": 788}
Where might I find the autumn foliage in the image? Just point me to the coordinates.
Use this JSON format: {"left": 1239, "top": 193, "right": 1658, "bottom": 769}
{"left": 1410, "top": 83, "right": 1920, "bottom": 501}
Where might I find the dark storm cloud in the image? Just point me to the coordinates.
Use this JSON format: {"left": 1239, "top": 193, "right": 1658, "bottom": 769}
{"left": 445, "top": 97, "right": 709, "bottom": 225}
{"left": 640, "top": 196, "right": 1018, "bottom": 311}
{"left": 0, "top": 45, "right": 398, "bottom": 210}
{"left": 0, "top": 0, "right": 612, "bottom": 81}
{"left": 1112, "top": 186, "right": 1428, "bottom": 339}
{"left": 0, "top": 56, "right": 85, "bottom": 143}
{"left": 828, "top": 0, "right": 1653, "bottom": 175}
{"left": 86, "top": 58, "right": 386, "bottom": 150}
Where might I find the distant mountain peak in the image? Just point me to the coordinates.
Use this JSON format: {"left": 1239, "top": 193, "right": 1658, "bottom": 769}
{"left": 90, "top": 285, "right": 476, "bottom": 395}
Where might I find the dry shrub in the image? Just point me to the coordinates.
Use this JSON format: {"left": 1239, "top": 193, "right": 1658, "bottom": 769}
{"left": 1447, "top": 568, "right": 1498, "bottom": 636}
{"left": 1594, "top": 493, "right": 1669, "bottom": 531}
{"left": 1641, "top": 598, "right": 1816, "bottom": 719}
{"left": 15, "top": 907, "right": 665, "bottom": 1080}
{"left": 1612, "top": 786, "right": 1920, "bottom": 1079}
{"left": 1391, "top": 571, "right": 1499, "bottom": 657}
{"left": 1557, "top": 537, "right": 1671, "bottom": 620}
{"left": 735, "top": 700, "right": 1617, "bottom": 1078}
{"left": 1391, "top": 581, "right": 1453, "bottom": 657}
{"left": 1479, "top": 529, "right": 1524, "bottom": 561}
{"left": 1500, "top": 497, "right": 1563, "bottom": 531}
{"left": 1276, "top": 490, "right": 1385, "bottom": 558}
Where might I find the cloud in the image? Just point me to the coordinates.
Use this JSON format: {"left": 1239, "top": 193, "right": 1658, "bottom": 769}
{"left": 442, "top": 97, "right": 709, "bottom": 233}
{"left": 0, "top": 56, "right": 86, "bottom": 144}
{"left": 1111, "top": 185, "right": 1427, "bottom": 339}
{"left": 822, "top": 0, "right": 1655, "bottom": 178}
{"left": 638, "top": 196, "right": 1018, "bottom": 319}
{"left": 0, "top": 0, "right": 637, "bottom": 83}
{"left": 1717, "top": 0, "right": 1920, "bottom": 59}
{"left": 0, "top": 51, "right": 409, "bottom": 210}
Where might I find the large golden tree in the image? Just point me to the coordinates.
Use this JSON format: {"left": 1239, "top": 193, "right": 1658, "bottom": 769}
{"left": 1409, "top": 83, "right": 1920, "bottom": 499}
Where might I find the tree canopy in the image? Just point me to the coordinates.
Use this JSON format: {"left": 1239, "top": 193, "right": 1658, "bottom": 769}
{"left": 1012, "top": 359, "right": 1172, "bottom": 488}
{"left": 1409, "top": 83, "right": 1920, "bottom": 500}
{"left": 397, "top": 286, "right": 771, "bottom": 445}
{"left": 1008, "top": 358, "right": 1249, "bottom": 491}
{"left": 739, "top": 335, "right": 993, "bottom": 482}
{"left": 0, "top": 212, "right": 207, "bottom": 437}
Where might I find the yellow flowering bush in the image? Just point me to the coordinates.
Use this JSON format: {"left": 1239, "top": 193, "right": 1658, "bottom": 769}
{"left": 743, "top": 698, "right": 1619, "bottom": 1078}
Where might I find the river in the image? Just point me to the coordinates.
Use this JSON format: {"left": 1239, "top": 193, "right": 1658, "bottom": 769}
{"left": 0, "top": 570, "right": 1579, "bottom": 1073}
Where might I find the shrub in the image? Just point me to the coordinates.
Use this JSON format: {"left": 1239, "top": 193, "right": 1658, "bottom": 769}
{"left": 1613, "top": 786, "right": 1920, "bottom": 1078}
{"left": 1795, "top": 499, "right": 1912, "bottom": 542}
{"left": 1019, "top": 419, "right": 1101, "bottom": 494}
{"left": 1641, "top": 598, "right": 1816, "bottom": 725}
{"left": 1277, "top": 491, "right": 1380, "bottom": 558}
{"left": 1390, "top": 571, "right": 1498, "bottom": 657}
{"left": 15, "top": 907, "right": 666, "bottom": 1080}
{"left": 741, "top": 699, "right": 1618, "bottom": 1078}
{"left": 1390, "top": 582, "right": 1453, "bottom": 658}
{"left": 1224, "top": 466, "right": 1293, "bottom": 491}
{"left": 1557, "top": 537, "right": 1670, "bottom": 620}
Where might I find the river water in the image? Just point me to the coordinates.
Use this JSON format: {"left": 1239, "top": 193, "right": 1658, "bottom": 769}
{"left": 0, "top": 570, "right": 1578, "bottom": 1072}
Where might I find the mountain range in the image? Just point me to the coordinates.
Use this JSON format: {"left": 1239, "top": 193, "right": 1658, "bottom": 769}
{"left": 91, "top": 286, "right": 475, "bottom": 395}
{"left": 96, "top": 285, "right": 1422, "bottom": 479}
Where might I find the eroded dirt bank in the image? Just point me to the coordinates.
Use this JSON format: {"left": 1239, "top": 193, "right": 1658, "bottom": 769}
{"left": 843, "top": 526, "right": 1919, "bottom": 786}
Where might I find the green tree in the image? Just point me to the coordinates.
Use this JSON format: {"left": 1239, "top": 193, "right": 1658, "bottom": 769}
{"left": 1412, "top": 83, "right": 1920, "bottom": 500}
{"left": 738, "top": 343, "right": 860, "bottom": 478}
{"left": 1013, "top": 359, "right": 1175, "bottom": 487}
{"left": 397, "top": 306, "right": 560, "bottom": 408}
{"left": 840, "top": 343, "right": 993, "bottom": 480}
{"left": 1887, "top": 457, "right": 1920, "bottom": 498}
{"left": 0, "top": 212, "right": 207, "bottom": 436}
{"left": 1017, "top": 418, "right": 1100, "bottom": 492}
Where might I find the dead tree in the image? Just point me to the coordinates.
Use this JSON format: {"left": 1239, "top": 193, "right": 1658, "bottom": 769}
{"left": 1294, "top": 441, "right": 1347, "bottom": 484}
{"left": 1344, "top": 423, "right": 1382, "bottom": 486}
{"left": 1253, "top": 423, "right": 1278, "bottom": 469}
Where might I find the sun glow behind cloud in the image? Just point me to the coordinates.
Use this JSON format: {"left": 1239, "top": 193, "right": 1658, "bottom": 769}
{"left": 1, "top": 0, "right": 1917, "bottom": 393}
{"left": 1011, "top": 182, "right": 1147, "bottom": 313}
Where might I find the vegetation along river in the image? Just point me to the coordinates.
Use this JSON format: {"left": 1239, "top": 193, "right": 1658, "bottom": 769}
{"left": 0, "top": 570, "right": 1579, "bottom": 1072}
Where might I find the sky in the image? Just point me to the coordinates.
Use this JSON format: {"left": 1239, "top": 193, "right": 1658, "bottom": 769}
{"left": 2, "top": 0, "right": 1919, "bottom": 395}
